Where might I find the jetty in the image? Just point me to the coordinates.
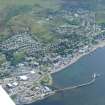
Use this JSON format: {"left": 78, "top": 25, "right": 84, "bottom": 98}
{"left": 54, "top": 73, "right": 98, "bottom": 93}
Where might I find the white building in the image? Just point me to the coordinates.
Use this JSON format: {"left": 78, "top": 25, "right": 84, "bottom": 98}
{"left": 19, "top": 75, "right": 28, "bottom": 81}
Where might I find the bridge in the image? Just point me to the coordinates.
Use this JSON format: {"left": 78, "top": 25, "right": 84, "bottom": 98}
{"left": 54, "top": 73, "right": 98, "bottom": 93}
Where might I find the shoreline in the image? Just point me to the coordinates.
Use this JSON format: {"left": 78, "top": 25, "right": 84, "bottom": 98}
{"left": 51, "top": 41, "right": 105, "bottom": 74}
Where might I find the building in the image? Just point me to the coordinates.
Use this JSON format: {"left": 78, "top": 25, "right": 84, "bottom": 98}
{"left": 30, "top": 71, "right": 35, "bottom": 74}
{"left": 6, "top": 83, "right": 13, "bottom": 88}
{"left": 18, "top": 75, "right": 28, "bottom": 81}
{"left": 12, "top": 82, "right": 18, "bottom": 87}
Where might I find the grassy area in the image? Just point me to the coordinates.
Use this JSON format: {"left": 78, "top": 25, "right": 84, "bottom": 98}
{"left": 40, "top": 74, "right": 53, "bottom": 85}
{"left": 96, "top": 11, "right": 105, "bottom": 24}
{"left": 12, "top": 51, "right": 26, "bottom": 65}
{"left": 0, "top": 53, "right": 6, "bottom": 66}
{"left": 0, "top": 0, "right": 60, "bottom": 10}
{"left": 11, "top": 94, "right": 17, "bottom": 101}
{"left": 0, "top": 0, "right": 60, "bottom": 42}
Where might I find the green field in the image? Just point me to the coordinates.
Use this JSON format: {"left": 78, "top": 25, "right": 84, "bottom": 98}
{"left": 96, "top": 11, "right": 105, "bottom": 24}
{"left": 0, "top": 0, "right": 61, "bottom": 42}
{"left": 0, "top": 0, "right": 60, "bottom": 10}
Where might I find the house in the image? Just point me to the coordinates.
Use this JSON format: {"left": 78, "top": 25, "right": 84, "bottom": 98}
{"left": 18, "top": 63, "right": 24, "bottom": 67}
{"left": 12, "top": 82, "right": 18, "bottom": 87}
{"left": 30, "top": 71, "right": 35, "bottom": 74}
{"left": 41, "top": 86, "right": 52, "bottom": 93}
{"left": 44, "top": 86, "right": 51, "bottom": 92}
{"left": 6, "top": 82, "right": 18, "bottom": 88}
{"left": 6, "top": 83, "right": 13, "bottom": 88}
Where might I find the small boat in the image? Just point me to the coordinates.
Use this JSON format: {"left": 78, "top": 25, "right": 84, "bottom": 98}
{"left": 93, "top": 73, "right": 96, "bottom": 78}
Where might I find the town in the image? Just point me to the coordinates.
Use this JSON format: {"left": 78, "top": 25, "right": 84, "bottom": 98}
{"left": 0, "top": 1, "right": 105, "bottom": 104}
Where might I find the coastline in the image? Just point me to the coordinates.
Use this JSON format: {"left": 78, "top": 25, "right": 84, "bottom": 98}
{"left": 51, "top": 41, "right": 105, "bottom": 74}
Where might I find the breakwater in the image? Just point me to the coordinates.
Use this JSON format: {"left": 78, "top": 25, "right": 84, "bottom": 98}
{"left": 54, "top": 73, "right": 97, "bottom": 93}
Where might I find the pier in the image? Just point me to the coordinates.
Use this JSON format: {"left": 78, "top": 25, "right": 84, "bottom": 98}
{"left": 54, "top": 73, "right": 98, "bottom": 93}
